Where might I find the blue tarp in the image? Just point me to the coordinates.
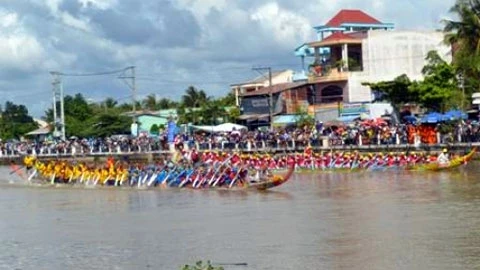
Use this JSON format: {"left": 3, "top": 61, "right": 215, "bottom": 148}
{"left": 420, "top": 112, "right": 447, "bottom": 123}
{"left": 444, "top": 110, "right": 468, "bottom": 120}
{"left": 420, "top": 110, "right": 467, "bottom": 123}
{"left": 403, "top": 115, "right": 417, "bottom": 123}
{"left": 337, "top": 115, "right": 360, "bottom": 122}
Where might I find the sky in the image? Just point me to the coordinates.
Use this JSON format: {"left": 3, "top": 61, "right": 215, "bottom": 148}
{"left": 0, "top": 0, "right": 456, "bottom": 117}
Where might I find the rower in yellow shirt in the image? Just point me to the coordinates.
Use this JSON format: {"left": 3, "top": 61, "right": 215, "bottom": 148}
{"left": 73, "top": 165, "right": 82, "bottom": 182}
{"left": 100, "top": 167, "right": 109, "bottom": 185}
{"left": 23, "top": 155, "right": 35, "bottom": 173}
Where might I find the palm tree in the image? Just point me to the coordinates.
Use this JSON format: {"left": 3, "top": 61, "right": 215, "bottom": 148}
{"left": 443, "top": 0, "right": 480, "bottom": 92}
{"left": 142, "top": 94, "right": 158, "bottom": 110}
{"left": 200, "top": 100, "right": 226, "bottom": 125}
{"left": 158, "top": 98, "right": 177, "bottom": 109}
{"left": 181, "top": 86, "right": 210, "bottom": 108}
{"left": 103, "top": 98, "right": 118, "bottom": 109}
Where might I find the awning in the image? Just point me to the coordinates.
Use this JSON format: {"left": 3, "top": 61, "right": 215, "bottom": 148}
{"left": 273, "top": 115, "right": 298, "bottom": 125}
{"left": 26, "top": 127, "right": 50, "bottom": 136}
{"left": 238, "top": 114, "right": 270, "bottom": 120}
{"left": 192, "top": 123, "right": 247, "bottom": 132}
{"left": 337, "top": 115, "right": 360, "bottom": 122}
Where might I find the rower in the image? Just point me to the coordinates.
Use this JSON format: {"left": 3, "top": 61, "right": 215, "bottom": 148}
{"left": 437, "top": 148, "right": 449, "bottom": 165}
{"left": 23, "top": 155, "right": 35, "bottom": 173}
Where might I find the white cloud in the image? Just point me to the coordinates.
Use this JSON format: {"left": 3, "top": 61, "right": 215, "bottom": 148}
{"left": 177, "top": 0, "right": 227, "bottom": 18}
{"left": 78, "top": 0, "right": 118, "bottom": 10}
{"left": 0, "top": 34, "right": 44, "bottom": 70}
{"left": 0, "top": 11, "right": 18, "bottom": 28}
{"left": 0, "top": 0, "right": 459, "bottom": 117}
{"left": 251, "top": 2, "right": 312, "bottom": 45}
{"left": 61, "top": 12, "right": 91, "bottom": 31}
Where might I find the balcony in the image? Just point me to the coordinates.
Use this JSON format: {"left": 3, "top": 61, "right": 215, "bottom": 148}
{"left": 308, "top": 65, "right": 349, "bottom": 83}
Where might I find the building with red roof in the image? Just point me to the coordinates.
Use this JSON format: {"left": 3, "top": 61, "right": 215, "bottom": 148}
{"left": 291, "top": 9, "right": 451, "bottom": 122}
{"left": 236, "top": 9, "right": 451, "bottom": 127}
{"left": 325, "top": 9, "right": 382, "bottom": 27}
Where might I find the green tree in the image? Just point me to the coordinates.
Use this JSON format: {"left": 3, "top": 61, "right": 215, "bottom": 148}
{"left": 0, "top": 101, "right": 38, "bottom": 139}
{"left": 143, "top": 94, "right": 158, "bottom": 110}
{"left": 158, "top": 97, "right": 178, "bottom": 109}
{"left": 226, "top": 107, "right": 241, "bottom": 122}
{"left": 217, "top": 92, "right": 236, "bottom": 107}
{"left": 182, "top": 86, "right": 210, "bottom": 107}
{"left": 443, "top": 0, "right": 480, "bottom": 93}
{"left": 118, "top": 102, "right": 133, "bottom": 112}
{"left": 410, "top": 51, "right": 460, "bottom": 111}
{"left": 363, "top": 74, "right": 416, "bottom": 111}
{"left": 177, "top": 105, "right": 194, "bottom": 124}
{"left": 150, "top": 124, "right": 159, "bottom": 135}
{"left": 103, "top": 98, "right": 118, "bottom": 109}
{"left": 199, "top": 100, "right": 226, "bottom": 125}
{"left": 295, "top": 107, "right": 315, "bottom": 127}
{"left": 85, "top": 114, "right": 131, "bottom": 137}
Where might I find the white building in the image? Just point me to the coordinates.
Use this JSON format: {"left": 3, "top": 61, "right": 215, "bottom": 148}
{"left": 294, "top": 9, "right": 452, "bottom": 108}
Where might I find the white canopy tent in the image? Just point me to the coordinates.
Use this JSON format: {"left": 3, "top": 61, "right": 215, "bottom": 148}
{"left": 192, "top": 123, "right": 247, "bottom": 133}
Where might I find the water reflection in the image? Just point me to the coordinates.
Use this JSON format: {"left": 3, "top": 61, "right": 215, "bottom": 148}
{"left": 1, "top": 163, "right": 480, "bottom": 269}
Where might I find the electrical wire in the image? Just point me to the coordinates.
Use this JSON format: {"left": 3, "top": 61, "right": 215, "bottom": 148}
{"left": 54, "top": 67, "right": 130, "bottom": 77}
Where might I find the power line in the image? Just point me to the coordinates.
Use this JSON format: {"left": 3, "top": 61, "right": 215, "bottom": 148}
{"left": 56, "top": 68, "right": 129, "bottom": 77}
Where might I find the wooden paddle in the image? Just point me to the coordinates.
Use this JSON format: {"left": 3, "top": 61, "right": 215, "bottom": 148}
{"left": 9, "top": 165, "right": 25, "bottom": 175}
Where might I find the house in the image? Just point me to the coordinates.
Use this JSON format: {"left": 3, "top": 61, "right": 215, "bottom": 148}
{"left": 122, "top": 110, "right": 176, "bottom": 134}
{"left": 230, "top": 69, "right": 294, "bottom": 106}
{"left": 25, "top": 118, "right": 51, "bottom": 141}
{"left": 237, "top": 81, "right": 311, "bottom": 127}
{"left": 293, "top": 9, "right": 451, "bottom": 118}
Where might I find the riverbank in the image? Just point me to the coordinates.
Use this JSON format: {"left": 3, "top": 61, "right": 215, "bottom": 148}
{"left": 1, "top": 142, "right": 478, "bottom": 165}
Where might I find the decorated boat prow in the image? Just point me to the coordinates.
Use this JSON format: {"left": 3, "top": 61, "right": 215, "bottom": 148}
{"left": 247, "top": 164, "right": 294, "bottom": 191}
{"left": 407, "top": 148, "right": 476, "bottom": 172}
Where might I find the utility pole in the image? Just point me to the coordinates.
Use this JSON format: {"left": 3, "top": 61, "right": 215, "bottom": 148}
{"left": 458, "top": 73, "right": 465, "bottom": 110}
{"left": 132, "top": 66, "right": 136, "bottom": 115}
{"left": 50, "top": 71, "right": 66, "bottom": 141}
{"left": 119, "top": 66, "right": 138, "bottom": 134}
{"left": 252, "top": 66, "right": 273, "bottom": 129}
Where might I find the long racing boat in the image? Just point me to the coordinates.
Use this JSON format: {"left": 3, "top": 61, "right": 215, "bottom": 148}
{"left": 17, "top": 159, "right": 294, "bottom": 191}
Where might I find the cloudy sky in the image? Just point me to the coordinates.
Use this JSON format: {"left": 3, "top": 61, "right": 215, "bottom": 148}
{"left": 0, "top": 0, "right": 456, "bottom": 117}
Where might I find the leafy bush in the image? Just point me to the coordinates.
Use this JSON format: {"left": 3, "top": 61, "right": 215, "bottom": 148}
{"left": 181, "top": 261, "right": 224, "bottom": 270}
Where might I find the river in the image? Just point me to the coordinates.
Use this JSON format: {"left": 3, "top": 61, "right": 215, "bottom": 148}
{"left": 1, "top": 164, "right": 480, "bottom": 270}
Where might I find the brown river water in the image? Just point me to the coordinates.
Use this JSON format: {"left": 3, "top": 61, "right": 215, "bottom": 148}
{"left": 1, "top": 164, "right": 480, "bottom": 270}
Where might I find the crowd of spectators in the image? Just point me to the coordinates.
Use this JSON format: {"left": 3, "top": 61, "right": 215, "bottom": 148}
{"left": 1, "top": 120, "right": 480, "bottom": 157}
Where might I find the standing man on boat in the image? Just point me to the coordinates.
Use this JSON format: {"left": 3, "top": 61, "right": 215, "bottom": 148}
{"left": 167, "top": 116, "right": 179, "bottom": 162}
{"left": 438, "top": 148, "right": 450, "bottom": 165}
